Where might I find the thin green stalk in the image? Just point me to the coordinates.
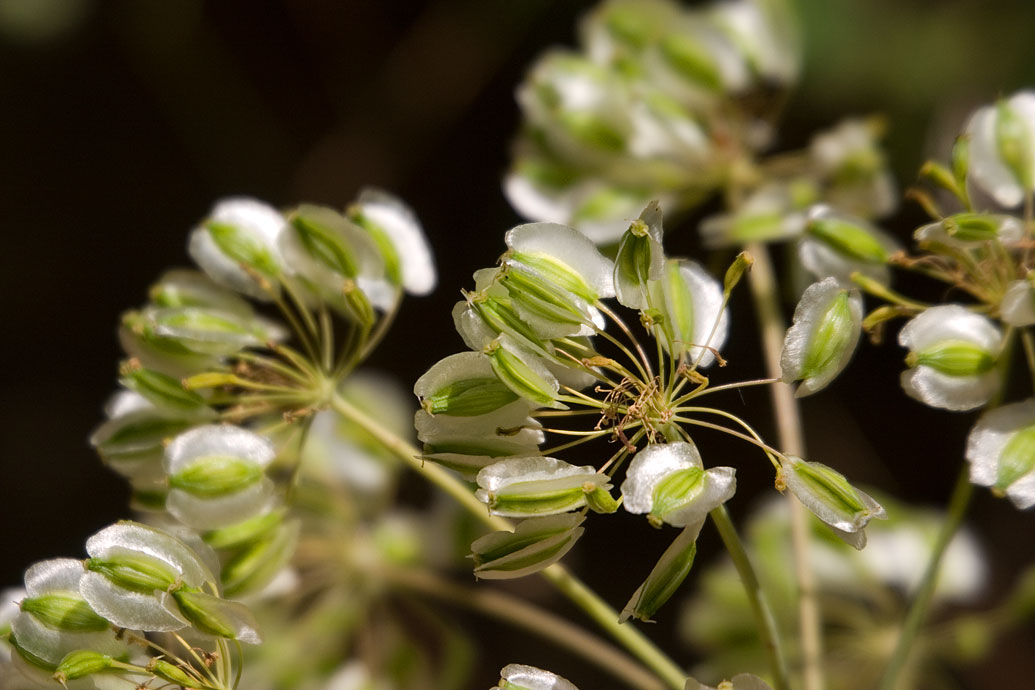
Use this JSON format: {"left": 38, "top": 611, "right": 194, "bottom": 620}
{"left": 383, "top": 566, "right": 667, "bottom": 690}
{"left": 878, "top": 467, "right": 973, "bottom": 690}
{"left": 746, "top": 241, "right": 823, "bottom": 690}
{"left": 710, "top": 505, "right": 790, "bottom": 690}
{"left": 328, "top": 391, "right": 687, "bottom": 690}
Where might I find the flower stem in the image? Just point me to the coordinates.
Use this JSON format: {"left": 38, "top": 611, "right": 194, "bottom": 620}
{"left": 709, "top": 505, "right": 790, "bottom": 690}
{"left": 328, "top": 391, "right": 687, "bottom": 690}
{"left": 383, "top": 566, "right": 667, "bottom": 690}
{"left": 878, "top": 466, "right": 973, "bottom": 690}
{"left": 746, "top": 241, "right": 824, "bottom": 690}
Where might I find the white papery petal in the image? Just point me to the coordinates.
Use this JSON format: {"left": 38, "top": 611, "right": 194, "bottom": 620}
{"left": 354, "top": 188, "right": 436, "bottom": 295}
{"left": 188, "top": 198, "right": 287, "bottom": 301}
{"left": 103, "top": 390, "right": 153, "bottom": 419}
{"left": 798, "top": 234, "right": 892, "bottom": 287}
{"left": 621, "top": 442, "right": 702, "bottom": 514}
{"left": 476, "top": 456, "right": 599, "bottom": 495}
{"left": 505, "top": 223, "right": 615, "bottom": 299}
{"left": 23, "top": 559, "right": 84, "bottom": 597}
{"left": 414, "top": 352, "right": 514, "bottom": 403}
{"left": 166, "top": 477, "right": 275, "bottom": 530}
{"left": 966, "top": 399, "right": 1035, "bottom": 507}
{"left": 661, "top": 466, "right": 737, "bottom": 528}
{"left": 681, "top": 261, "right": 728, "bottom": 368}
{"left": 900, "top": 368, "right": 999, "bottom": 412}
{"left": 497, "top": 663, "right": 579, "bottom": 690}
{"left": 967, "top": 93, "right": 1035, "bottom": 207}
{"left": 1001, "top": 279, "right": 1035, "bottom": 327}
{"left": 898, "top": 304, "right": 1002, "bottom": 353}
{"left": 78, "top": 572, "right": 186, "bottom": 632}
{"left": 10, "top": 613, "right": 125, "bottom": 668}
{"left": 85, "top": 522, "right": 212, "bottom": 589}
{"left": 414, "top": 407, "right": 538, "bottom": 443}
{"left": 504, "top": 171, "right": 575, "bottom": 226}
{"left": 164, "top": 425, "right": 276, "bottom": 475}
{"left": 780, "top": 278, "right": 862, "bottom": 396}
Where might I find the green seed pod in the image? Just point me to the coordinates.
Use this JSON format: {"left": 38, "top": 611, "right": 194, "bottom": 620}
{"left": 168, "top": 456, "right": 264, "bottom": 498}
{"left": 806, "top": 216, "right": 889, "bottom": 263}
{"left": 620, "top": 521, "right": 701, "bottom": 622}
{"left": 613, "top": 202, "right": 664, "bottom": 310}
{"left": 585, "top": 485, "right": 620, "bottom": 514}
{"left": 781, "top": 279, "right": 863, "bottom": 396}
{"left": 203, "top": 508, "right": 285, "bottom": 550}
{"left": 118, "top": 363, "right": 213, "bottom": 417}
{"left": 85, "top": 553, "right": 179, "bottom": 594}
{"left": 485, "top": 337, "right": 565, "bottom": 409}
{"left": 471, "top": 514, "right": 586, "bottom": 580}
{"left": 53, "top": 650, "right": 113, "bottom": 681}
{"left": 171, "top": 589, "right": 262, "bottom": 644}
{"left": 966, "top": 399, "right": 1035, "bottom": 509}
{"left": 148, "top": 658, "right": 199, "bottom": 687}
{"left": 19, "top": 593, "right": 109, "bottom": 633}
{"left": 908, "top": 341, "right": 997, "bottom": 377}
{"left": 475, "top": 456, "right": 606, "bottom": 517}
{"left": 777, "top": 455, "right": 886, "bottom": 549}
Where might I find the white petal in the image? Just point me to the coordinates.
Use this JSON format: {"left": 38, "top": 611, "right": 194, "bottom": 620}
{"left": 354, "top": 188, "right": 436, "bottom": 296}
{"left": 780, "top": 278, "right": 862, "bottom": 396}
{"left": 499, "top": 663, "right": 579, "bottom": 690}
{"left": 505, "top": 222, "right": 615, "bottom": 299}
{"left": 1001, "top": 279, "right": 1035, "bottom": 327}
{"left": 504, "top": 171, "right": 576, "bottom": 227}
{"left": 900, "top": 367, "right": 999, "bottom": 412}
{"left": 798, "top": 234, "right": 892, "bottom": 287}
{"left": 10, "top": 611, "right": 125, "bottom": 668}
{"left": 476, "top": 456, "right": 599, "bottom": 493}
{"left": 23, "top": 559, "right": 84, "bottom": 597}
{"left": 166, "top": 478, "right": 275, "bottom": 530}
{"left": 966, "top": 399, "right": 1035, "bottom": 489}
{"left": 662, "top": 466, "right": 737, "bottom": 527}
{"left": 414, "top": 407, "right": 538, "bottom": 443}
{"left": 164, "top": 425, "right": 276, "bottom": 475}
{"left": 621, "top": 442, "right": 703, "bottom": 514}
{"left": 898, "top": 304, "right": 1002, "bottom": 353}
{"left": 79, "top": 572, "right": 187, "bottom": 632}
{"left": 682, "top": 261, "right": 729, "bottom": 368}
{"left": 85, "top": 522, "right": 212, "bottom": 588}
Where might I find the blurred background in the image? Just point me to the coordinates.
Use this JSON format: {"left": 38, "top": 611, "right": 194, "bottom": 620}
{"left": 2, "top": 0, "right": 1035, "bottom": 687}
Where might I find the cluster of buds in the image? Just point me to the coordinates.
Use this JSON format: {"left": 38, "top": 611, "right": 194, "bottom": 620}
{"left": 416, "top": 201, "right": 885, "bottom": 628}
{"left": 505, "top": 0, "right": 801, "bottom": 243}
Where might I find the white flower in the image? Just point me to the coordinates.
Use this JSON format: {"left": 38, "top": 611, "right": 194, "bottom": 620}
{"left": 798, "top": 205, "right": 900, "bottom": 286}
{"left": 188, "top": 198, "right": 288, "bottom": 300}
{"left": 348, "top": 188, "right": 436, "bottom": 296}
{"left": 780, "top": 278, "right": 863, "bottom": 396}
{"left": 504, "top": 222, "right": 616, "bottom": 301}
{"left": 967, "top": 90, "right": 1035, "bottom": 207}
{"left": 621, "top": 442, "right": 736, "bottom": 528}
{"left": 965, "top": 398, "right": 1035, "bottom": 509}
{"left": 899, "top": 305, "right": 1002, "bottom": 411}
{"left": 1001, "top": 278, "right": 1035, "bottom": 327}
{"left": 492, "top": 663, "right": 579, "bottom": 690}
{"left": 476, "top": 456, "right": 606, "bottom": 517}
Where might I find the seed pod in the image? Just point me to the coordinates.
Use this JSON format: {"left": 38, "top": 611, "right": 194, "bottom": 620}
{"left": 170, "top": 589, "right": 262, "bottom": 644}
{"left": 780, "top": 278, "right": 862, "bottom": 396}
{"left": 613, "top": 202, "right": 665, "bottom": 309}
{"left": 799, "top": 205, "right": 899, "bottom": 286}
{"left": 966, "top": 399, "right": 1035, "bottom": 509}
{"left": 52, "top": 650, "right": 112, "bottom": 681}
{"left": 777, "top": 455, "right": 886, "bottom": 549}
{"left": 914, "top": 213, "right": 1023, "bottom": 248}
{"left": 471, "top": 514, "right": 586, "bottom": 579}
{"left": 485, "top": 337, "right": 565, "bottom": 410}
{"left": 620, "top": 520, "right": 702, "bottom": 622}
{"left": 621, "top": 442, "right": 735, "bottom": 528}
{"left": 504, "top": 221, "right": 616, "bottom": 301}
{"left": 475, "top": 456, "right": 606, "bottom": 517}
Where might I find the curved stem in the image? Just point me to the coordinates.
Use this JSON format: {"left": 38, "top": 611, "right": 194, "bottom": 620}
{"left": 878, "top": 467, "right": 973, "bottom": 690}
{"left": 746, "top": 241, "right": 823, "bottom": 690}
{"left": 329, "top": 391, "right": 687, "bottom": 690}
{"left": 383, "top": 566, "right": 667, "bottom": 690}
{"left": 710, "top": 505, "right": 790, "bottom": 690}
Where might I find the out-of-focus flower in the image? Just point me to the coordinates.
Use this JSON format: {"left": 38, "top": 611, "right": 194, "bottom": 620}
{"left": 966, "top": 90, "right": 1035, "bottom": 207}
{"left": 966, "top": 398, "right": 1035, "bottom": 508}
{"left": 780, "top": 278, "right": 863, "bottom": 396}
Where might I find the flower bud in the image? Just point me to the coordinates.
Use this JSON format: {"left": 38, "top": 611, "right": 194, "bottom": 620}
{"left": 346, "top": 187, "right": 436, "bottom": 296}
{"left": 493, "top": 663, "right": 579, "bottom": 690}
{"left": 799, "top": 205, "right": 899, "bottom": 286}
{"left": 781, "top": 278, "right": 862, "bottom": 396}
{"left": 475, "top": 456, "right": 607, "bottom": 517}
{"left": 52, "top": 650, "right": 112, "bottom": 681}
{"left": 966, "top": 398, "right": 1035, "bottom": 509}
{"left": 620, "top": 521, "right": 701, "bottom": 622}
{"left": 621, "top": 442, "right": 735, "bottom": 528}
{"left": 189, "top": 198, "right": 287, "bottom": 300}
{"left": 777, "top": 456, "right": 886, "bottom": 549}
{"left": 898, "top": 305, "right": 1002, "bottom": 411}
{"left": 646, "top": 259, "right": 728, "bottom": 367}
{"left": 471, "top": 514, "right": 586, "bottom": 580}
{"left": 613, "top": 202, "right": 665, "bottom": 309}
{"left": 723, "top": 251, "right": 753, "bottom": 297}
{"left": 967, "top": 91, "right": 1035, "bottom": 207}
{"left": 485, "top": 337, "right": 565, "bottom": 410}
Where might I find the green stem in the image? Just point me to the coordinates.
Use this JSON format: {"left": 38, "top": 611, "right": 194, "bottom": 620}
{"left": 328, "top": 391, "right": 687, "bottom": 690}
{"left": 709, "top": 505, "right": 790, "bottom": 690}
{"left": 384, "top": 566, "right": 667, "bottom": 690}
{"left": 746, "top": 241, "right": 823, "bottom": 690}
{"left": 878, "top": 467, "right": 973, "bottom": 690}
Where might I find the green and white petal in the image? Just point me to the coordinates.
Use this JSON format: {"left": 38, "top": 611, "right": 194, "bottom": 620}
{"left": 150, "top": 269, "right": 255, "bottom": 316}
{"left": 415, "top": 351, "right": 529, "bottom": 418}
{"left": 348, "top": 187, "right": 436, "bottom": 296}
{"left": 798, "top": 206, "right": 899, "bottom": 286}
{"left": 471, "top": 513, "right": 585, "bottom": 580}
{"left": 899, "top": 305, "right": 1002, "bottom": 411}
{"left": 914, "top": 213, "right": 1023, "bottom": 248}
{"left": 504, "top": 222, "right": 616, "bottom": 300}
{"left": 965, "top": 399, "right": 1035, "bottom": 509}
{"left": 620, "top": 520, "right": 703, "bottom": 622}
{"left": 165, "top": 425, "right": 276, "bottom": 475}
{"left": 647, "top": 259, "right": 729, "bottom": 367}
{"left": 621, "top": 442, "right": 735, "bottom": 527}
{"left": 493, "top": 663, "right": 579, "bottom": 690}
{"left": 710, "top": 0, "right": 799, "bottom": 87}
{"left": 188, "top": 198, "right": 287, "bottom": 301}
{"left": 778, "top": 456, "right": 886, "bottom": 549}
{"left": 967, "top": 91, "right": 1035, "bottom": 207}
{"left": 144, "top": 306, "right": 285, "bottom": 357}
{"left": 699, "top": 182, "right": 809, "bottom": 248}
{"left": 1001, "top": 278, "right": 1035, "bottom": 327}
{"left": 485, "top": 335, "right": 565, "bottom": 409}
{"left": 780, "top": 278, "right": 862, "bottom": 396}
{"left": 613, "top": 201, "right": 665, "bottom": 310}
{"left": 476, "top": 456, "right": 606, "bottom": 517}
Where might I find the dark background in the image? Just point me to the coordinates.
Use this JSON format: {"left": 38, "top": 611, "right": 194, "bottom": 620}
{"left": 2, "top": 0, "right": 1035, "bottom": 687}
